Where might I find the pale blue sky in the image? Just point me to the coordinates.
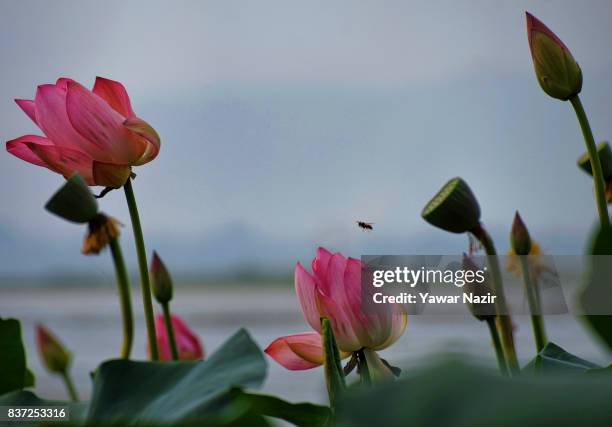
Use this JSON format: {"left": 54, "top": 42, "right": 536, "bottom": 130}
{"left": 1, "top": 0, "right": 612, "bottom": 274}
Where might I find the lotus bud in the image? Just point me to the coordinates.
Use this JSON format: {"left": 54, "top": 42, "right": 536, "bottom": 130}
{"left": 526, "top": 12, "right": 582, "bottom": 101}
{"left": 462, "top": 255, "right": 496, "bottom": 321}
{"left": 45, "top": 173, "right": 98, "bottom": 223}
{"left": 510, "top": 211, "right": 532, "bottom": 256}
{"left": 421, "top": 177, "right": 481, "bottom": 233}
{"left": 36, "top": 324, "right": 71, "bottom": 374}
{"left": 150, "top": 251, "right": 173, "bottom": 304}
{"left": 82, "top": 214, "right": 121, "bottom": 255}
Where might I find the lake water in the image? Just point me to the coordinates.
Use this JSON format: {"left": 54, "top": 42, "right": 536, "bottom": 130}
{"left": 1, "top": 286, "right": 609, "bottom": 405}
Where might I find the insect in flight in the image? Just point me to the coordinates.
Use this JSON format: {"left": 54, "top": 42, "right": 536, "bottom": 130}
{"left": 356, "top": 221, "right": 374, "bottom": 231}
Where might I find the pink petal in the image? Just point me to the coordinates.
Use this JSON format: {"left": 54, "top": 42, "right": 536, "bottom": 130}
{"left": 316, "top": 288, "right": 362, "bottom": 352}
{"left": 65, "top": 81, "right": 147, "bottom": 165}
{"left": 311, "top": 246, "right": 333, "bottom": 282}
{"left": 154, "top": 315, "right": 171, "bottom": 361}
{"left": 92, "top": 77, "right": 135, "bottom": 118}
{"left": 34, "top": 83, "right": 114, "bottom": 163}
{"left": 22, "top": 142, "right": 94, "bottom": 183}
{"left": 6, "top": 135, "right": 54, "bottom": 169}
{"left": 123, "top": 116, "right": 161, "bottom": 165}
{"left": 55, "top": 77, "right": 73, "bottom": 90}
{"left": 295, "top": 262, "right": 322, "bottom": 332}
{"left": 154, "top": 314, "right": 204, "bottom": 361}
{"left": 264, "top": 332, "right": 324, "bottom": 370}
{"left": 15, "top": 99, "right": 37, "bottom": 124}
{"left": 371, "top": 305, "right": 408, "bottom": 351}
{"left": 342, "top": 257, "right": 382, "bottom": 347}
{"left": 322, "top": 252, "right": 348, "bottom": 298}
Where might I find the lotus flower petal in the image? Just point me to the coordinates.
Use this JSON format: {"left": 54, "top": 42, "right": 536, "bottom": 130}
{"left": 92, "top": 76, "right": 135, "bottom": 118}
{"left": 34, "top": 83, "right": 113, "bottom": 163}
{"left": 92, "top": 161, "right": 131, "bottom": 188}
{"left": 65, "top": 81, "right": 147, "bottom": 165}
{"left": 295, "top": 262, "right": 322, "bottom": 332}
{"left": 15, "top": 99, "right": 37, "bottom": 124}
{"left": 24, "top": 143, "right": 94, "bottom": 184}
{"left": 154, "top": 314, "right": 204, "bottom": 361}
{"left": 123, "top": 116, "right": 161, "bottom": 165}
{"left": 6, "top": 135, "right": 54, "bottom": 168}
{"left": 264, "top": 332, "right": 325, "bottom": 370}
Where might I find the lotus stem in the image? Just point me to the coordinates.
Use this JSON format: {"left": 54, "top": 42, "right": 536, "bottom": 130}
{"left": 356, "top": 349, "right": 371, "bottom": 386}
{"left": 161, "top": 302, "right": 179, "bottom": 361}
{"left": 519, "top": 256, "right": 547, "bottom": 353}
{"left": 472, "top": 224, "right": 520, "bottom": 375}
{"left": 570, "top": 95, "right": 610, "bottom": 228}
{"left": 123, "top": 178, "right": 158, "bottom": 361}
{"left": 61, "top": 371, "right": 79, "bottom": 402}
{"left": 108, "top": 238, "right": 134, "bottom": 359}
{"left": 486, "top": 317, "right": 509, "bottom": 376}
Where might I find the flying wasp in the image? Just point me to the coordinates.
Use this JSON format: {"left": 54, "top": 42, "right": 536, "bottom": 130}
{"left": 356, "top": 221, "right": 374, "bottom": 231}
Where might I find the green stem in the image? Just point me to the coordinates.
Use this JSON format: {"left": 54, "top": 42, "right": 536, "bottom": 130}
{"left": 109, "top": 238, "right": 134, "bottom": 359}
{"left": 570, "top": 95, "right": 610, "bottom": 228}
{"left": 486, "top": 317, "right": 509, "bottom": 376}
{"left": 162, "top": 302, "right": 179, "bottom": 361}
{"left": 123, "top": 178, "right": 158, "bottom": 361}
{"left": 519, "top": 256, "right": 547, "bottom": 353}
{"left": 61, "top": 371, "right": 79, "bottom": 402}
{"left": 472, "top": 224, "right": 520, "bottom": 375}
{"left": 356, "top": 349, "right": 371, "bottom": 386}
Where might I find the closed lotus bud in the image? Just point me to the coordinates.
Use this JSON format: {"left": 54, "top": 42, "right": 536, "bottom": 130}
{"left": 45, "top": 173, "right": 99, "bottom": 224}
{"left": 36, "top": 324, "right": 71, "bottom": 374}
{"left": 421, "top": 177, "right": 481, "bottom": 233}
{"left": 150, "top": 251, "right": 173, "bottom": 303}
{"left": 510, "top": 211, "right": 532, "bottom": 256}
{"left": 153, "top": 314, "right": 204, "bottom": 361}
{"left": 577, "top": 142, "right": 612, "bottom": 180}
{"left": 526, "top": 12, "right": 582, "bottom": 101}
{"left": 462, "top": 255, "right": 496, "bottom": 321}
{"left": 82, "top": 214, "right": 121, "bottom": 255}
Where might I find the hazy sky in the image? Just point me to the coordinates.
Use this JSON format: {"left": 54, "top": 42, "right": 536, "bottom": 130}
{"left": 1, "top": 0, "right": 612, "bottom": 273}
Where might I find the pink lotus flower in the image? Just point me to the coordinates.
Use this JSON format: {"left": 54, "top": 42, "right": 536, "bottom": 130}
{"left": 6, "top": 77, "right": 160, "bottom": 187}
{"left": 153, "top": 314, "right": 204, "bottom": 361}
{"left": 265, "top": 247, "right": 407, "bottom": 372}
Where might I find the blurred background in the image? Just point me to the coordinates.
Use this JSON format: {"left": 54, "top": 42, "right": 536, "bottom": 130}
{"left": 1, "top": 0, "right": 612, "bottom": 404}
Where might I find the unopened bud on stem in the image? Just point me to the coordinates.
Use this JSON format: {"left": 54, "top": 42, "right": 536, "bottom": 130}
{"left": 526, "top": 12, "right": 582, "bottom": 101}
{"left": 36, "top": 324, "right": 71, "bottom": 374}
{"left": 150, "top": 251, "right": 173, "bottom": 303}
{"left": 511, "top": 211, "right": 532, "bottom": 256}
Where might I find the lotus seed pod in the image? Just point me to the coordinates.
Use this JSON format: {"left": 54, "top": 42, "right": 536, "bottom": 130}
{"left": 577, "top": 142, "right": 612, "bottom": 181}
{"left": 421, "top": 177, "right": 481, "bottom": 233}
{"left": 45, "top": 173, "right": 99, "bottom": 224}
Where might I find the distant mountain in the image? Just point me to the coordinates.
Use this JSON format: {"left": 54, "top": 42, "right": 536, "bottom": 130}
{"left": 0, "top": 220, "right": 586, "bottom": 283}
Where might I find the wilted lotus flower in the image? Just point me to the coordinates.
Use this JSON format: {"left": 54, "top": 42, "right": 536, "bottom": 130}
{"left": 265, "top": 247, "right": 407, "bottom": 375}
{"left": 6, "top": 77, "right": 160, "bottom": 187}
{"left": 153, "top": 314, "right": 204, "bottom": 361}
